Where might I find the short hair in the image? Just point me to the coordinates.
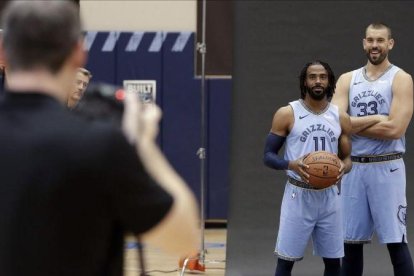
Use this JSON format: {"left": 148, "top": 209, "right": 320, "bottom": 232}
{"left": 366, "top": 22, "right": 392, "bottom": 39}
{"left": 299, "top": 60, "right": 336, "bottom": 101}
{"left": 1, "top": 1, "right": 82, "bottom": 73}
{"left": 78, "top": 67, "right": 93, "bottom": 79}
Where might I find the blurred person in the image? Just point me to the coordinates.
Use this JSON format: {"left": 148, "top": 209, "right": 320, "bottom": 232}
{"left": 0, "top": 1, "right": 199, "bottom": 276}
{"left": 0, "top": 29, "right": 6, "bottom": 93}
{"left": 67, "top": 67, "right": 92, "bottom": 109}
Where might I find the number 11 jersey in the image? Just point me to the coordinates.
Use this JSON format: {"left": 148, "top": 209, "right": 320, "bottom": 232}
{"left": 284, "top": 99, "right": 341, "bottom": 181}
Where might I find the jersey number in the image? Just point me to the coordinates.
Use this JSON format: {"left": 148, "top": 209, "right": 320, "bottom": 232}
{"left": 357, "top": 101, "right": 378, "bottom": 116}
{"left": 313, "top": 137, "right": 326, "bottom": 151}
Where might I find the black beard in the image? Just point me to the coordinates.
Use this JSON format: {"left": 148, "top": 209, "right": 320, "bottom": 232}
{"left": 306, "top": 87, "right": 326, "bottom": 101}
{"left": 366, "top": 50, "right": 387, "bottom": 65}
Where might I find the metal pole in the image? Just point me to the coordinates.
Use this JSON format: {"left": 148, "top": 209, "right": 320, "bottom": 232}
{"left": 197, "top": 0, "right": 207, "bottom": 264}
{"left": 180, "top": 1, "right": 209, "bottom": 274}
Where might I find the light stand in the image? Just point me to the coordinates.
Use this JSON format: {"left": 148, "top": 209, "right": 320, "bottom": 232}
{"left": 197, "top": 0, "right": 207, "bottom": 263}
{"left": 179, "top": 0, "right": 225, "bottom": 274}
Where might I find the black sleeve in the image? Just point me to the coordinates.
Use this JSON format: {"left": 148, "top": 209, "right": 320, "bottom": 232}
{"left": 104, "top": 129, "right": 173, "bottom": 234}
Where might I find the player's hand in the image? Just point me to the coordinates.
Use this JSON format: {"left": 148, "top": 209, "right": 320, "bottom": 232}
{"left": 289, "top": 154, "right": 310, "bottom": 183}
{"left": 337, "top": 160, "right": 345, "bottom": 181}
{"left": 122, "top": 92, "right": 162, "bottom": 145}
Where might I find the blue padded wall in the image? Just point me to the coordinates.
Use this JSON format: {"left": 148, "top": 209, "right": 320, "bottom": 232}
{"left": 161, "top": 32, "right": 202, "bottom": 207}
{"left": 85, "top": 32, "right": 117, "bottom": 84}
{"left": 84, "top": 31, "right": 230, "bottom": 219}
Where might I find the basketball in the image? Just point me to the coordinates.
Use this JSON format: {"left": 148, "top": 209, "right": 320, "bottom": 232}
{"left": 302, "top": 151, "right": 341, "bottom": 189}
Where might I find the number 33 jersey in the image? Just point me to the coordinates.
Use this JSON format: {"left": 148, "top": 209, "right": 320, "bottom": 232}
{"left": 284, "top": 99, "right": 341, "bottom": 180}
{"left": 349, "top": 65, "right": 405, "bottom": 156}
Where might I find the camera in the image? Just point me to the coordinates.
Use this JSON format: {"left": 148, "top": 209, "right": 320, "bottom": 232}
{"left": 73, "top": 82, "right": 125, "bottom": 127}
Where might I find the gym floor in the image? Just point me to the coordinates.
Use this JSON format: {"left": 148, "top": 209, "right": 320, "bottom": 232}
{"left": 124, "top": 229, "right": 227, "bottom": 276}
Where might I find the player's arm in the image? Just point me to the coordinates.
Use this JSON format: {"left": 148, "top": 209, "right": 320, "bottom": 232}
{"left": 332, "top": 72, "right": 351, "bottom": 113}
{"left": 337, "top": 111, "right": 352, "bottom": 180}
{"left": 350, "top": 115, "right": 385, "bottom": 135}
{"left": 358, "top": 71, "right": 413, "bottom": 139}
{"left": 332, "top": 72, "right": 384, "bottom": 134}
{"left": 263, "top": 106, "right": 291, "bottom": 170}
{"left": 263, "top": 106, "right": 309, "bottom": 181}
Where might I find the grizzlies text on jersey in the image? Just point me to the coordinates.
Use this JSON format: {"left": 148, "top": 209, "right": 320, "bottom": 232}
{"left": 285, "top": 100, "right": 341, "bottom": 181}
{"left": 349, "top": 65, "right": 405, "bottom": 155}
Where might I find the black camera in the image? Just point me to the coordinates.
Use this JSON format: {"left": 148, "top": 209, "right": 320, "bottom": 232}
{"left": 73, "top": 82, "right": 125, "bottom": 127}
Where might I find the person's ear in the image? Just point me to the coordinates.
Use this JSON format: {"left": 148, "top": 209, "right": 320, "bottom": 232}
{"left": 388, "top": 38, "right": 395, "bottom": 50}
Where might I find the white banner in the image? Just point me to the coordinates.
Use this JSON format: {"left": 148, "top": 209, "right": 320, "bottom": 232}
{"left": 123, "top": 80, "right": 156, "bottom": 104}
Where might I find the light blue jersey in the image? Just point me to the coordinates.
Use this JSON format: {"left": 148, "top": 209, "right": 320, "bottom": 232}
{"left": 275, "top": 99, "right": 344, "bottom": 261}
{"left": 285, "top": 100, "right": 341, "bottom": 180}
{"left": 349, "top": 65, "right": 405, "bottom": 155}
{"left": 342, "top": 65, "right": 408, "bottom": 245}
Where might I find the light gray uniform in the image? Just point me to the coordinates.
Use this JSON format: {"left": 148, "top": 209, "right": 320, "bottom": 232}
{"left": 342, "top": 65, "right": 407, "bottom": 244}
{"left": 275, "top": 99, "right": 343, "bottom": 261}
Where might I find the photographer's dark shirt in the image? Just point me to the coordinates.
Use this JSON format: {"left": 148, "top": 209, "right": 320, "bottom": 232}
{"left": 0, "top": 92, "right": 173, "bottom": 276}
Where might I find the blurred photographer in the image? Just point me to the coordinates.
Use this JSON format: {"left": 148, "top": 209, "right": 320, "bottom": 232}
{"left": 0, "top": 1, "right": 199, "bottom": 275}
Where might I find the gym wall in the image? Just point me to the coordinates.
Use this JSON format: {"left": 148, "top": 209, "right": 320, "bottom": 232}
{"left": 79, "top": 1, "right": 231, "bottom": 220}
{"left": 227, "top": 1, "right": 414, "bottom": 275}
{"left": 80, "top": 0, "right": 196, "bottom": 31}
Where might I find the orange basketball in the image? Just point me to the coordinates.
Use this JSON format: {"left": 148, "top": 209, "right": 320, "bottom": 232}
{"left": 302, "top": 151, "right": 341, "bottom": 189}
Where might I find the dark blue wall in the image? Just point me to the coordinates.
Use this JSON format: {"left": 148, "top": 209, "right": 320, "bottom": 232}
{"left": 84, "top": 31, "right": 230, "bottom": 219}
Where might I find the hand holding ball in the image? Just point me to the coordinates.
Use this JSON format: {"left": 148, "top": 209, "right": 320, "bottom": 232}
{"left": 302, "top": 151, "right": 341, "bottom": 189}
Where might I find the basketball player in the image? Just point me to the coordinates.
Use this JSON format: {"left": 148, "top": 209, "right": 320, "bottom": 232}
{"left": 332, "top": 23, "right": 414, "bottom": 276}
{"left": 264, "top": 61, "right": 352, "bottom": 276}
{"left": 67, "top": 67, "right": 92, "bottom": 109}
{"left": 0, "top": 2, "right": 199, "bottom": 275}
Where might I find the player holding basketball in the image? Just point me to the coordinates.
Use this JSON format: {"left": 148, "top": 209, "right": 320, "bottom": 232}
{"left": 264, "top": 60, "right": 352, "bottom": 276}
{"left": 332, "top": 23, "right": 414, "bottom": 276}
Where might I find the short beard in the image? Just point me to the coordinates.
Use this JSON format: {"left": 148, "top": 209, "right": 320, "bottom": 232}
{"left": 307, "top": 87, "right": 326, "bottom": 101}
{"left": 366, "top": 51, "right": 387, "bottom": 65}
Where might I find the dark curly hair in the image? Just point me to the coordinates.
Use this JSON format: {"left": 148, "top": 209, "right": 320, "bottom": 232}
{"left": 299, "top": 60, "right": 336, "bottom": 101}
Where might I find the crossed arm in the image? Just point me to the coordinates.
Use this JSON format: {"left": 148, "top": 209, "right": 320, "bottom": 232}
{"left": 332, "top": 70, "right": 413, "bottom": 140}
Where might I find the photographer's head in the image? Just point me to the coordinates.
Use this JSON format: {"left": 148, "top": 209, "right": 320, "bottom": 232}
{"left": 1, "top": 1, "right": 85, "bottom": 101}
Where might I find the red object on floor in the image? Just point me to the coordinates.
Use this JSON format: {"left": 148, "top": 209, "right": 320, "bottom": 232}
{"left": 179, "top": 257, "right": 206, "bottom": 272}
